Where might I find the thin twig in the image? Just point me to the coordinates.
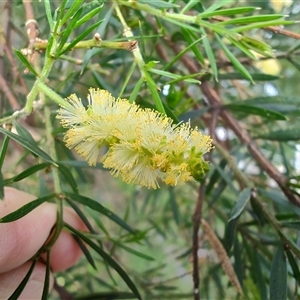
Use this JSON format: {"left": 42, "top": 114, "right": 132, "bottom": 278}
{"left": 192, "top": 183, "right": 205, "bottom": 300}
{"left": 0, "top": 73, "right": 19, "bottom": 110}
{"left": 22, "top": 0, "right": 39, "bottom": 65}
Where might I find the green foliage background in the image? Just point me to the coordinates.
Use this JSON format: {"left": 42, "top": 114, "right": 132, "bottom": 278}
{"left": 1, "top": 0, "right": 300, "bottom": 299}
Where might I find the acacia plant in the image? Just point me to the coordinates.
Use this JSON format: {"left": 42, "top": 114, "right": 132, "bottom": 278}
{"left": 1, "top": 0, "right": 300, "bottom": 299}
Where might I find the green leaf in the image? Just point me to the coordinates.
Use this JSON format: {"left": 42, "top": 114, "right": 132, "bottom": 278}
{"left": 241, "top": 96, "right": 300, "bottom": 113}
{"left": 0, "top": 171, "right": 3, "bottom": 200}
{"left": 224, "top": 218, "right": 237, "bottom": 252}
{"left": 0, "top": 127, "right": 57, "bottom": 166}
{"left": 218, "top": 73, "right": 279, "bottom": 81}
{"left": 215, "top": 34, "right": 253, "bottom": 82}
{"left": 65, "top": 199, "right": 95, "bottom": 233}
{"left": 219, "top": 14, "right": 284, "bottom": 25}
{"left": 0, "top": 135, "right": 10, "bottom": 169}
{"left": 54, "top": 0, "right": 68, "bottom": 32}
{"left": 43, "top": 0, "right": 54, "bottom": 30}
{"left": 198, "top": 6, "right": 257, "bottom": 18}
{"left": 143, "top": 69, "right": 166, "bottom": 114}
{"left": 60, "top": 0, "right": 83, "bottom": 25}
{"left": 129, "top": 76, "right": 144, "bottom": 104}
{"left": 286, "top": 248, "right": 300, "bottom": 286}
{"left": 253, "top": 252, "right": 267, "bottom": 300}
{"left": 229, "top": 188, "right": 252, "bottom": 221}
{"left": 224, "top": 104, "right": 287, "bottom": 120}
{"left": 149, "top": 68, "right": 201, "bottom": 84}
{"left": 41, "top": 250, "right": 51, "bottom": 300}
{"left": 65, "top": 193, "right": 136, "bottom": 234}
{"left": 139, "top": 0, "right": 179, "bottom": 9}
{"left": 203, "top": 0, "right": 235, "bottom": 14}
{"left": 13, "top": 121, "right": 37, "bottom": 145}
{"left": 254, "top": 128, "right": 300, "bottom": 141}
{"left": 169, "top": 187, "right": 180, "bottom": 225}
{"left": 233, "top": 20, "right": 295, "bottom": 33}
{"left": 57, "top": 163, "right": 78, "bottom": 193}
{"left": 0, "top": 194, "right": 55, "bottom": 222}
{"left": 58, "top": 160, "right": 104, "bottom": 169}
{"left": 181, "top": 28, "right": 205, "bottom": 65}
{"left": 270, "top": 245, "right": 287, "bottom": 300}
{"left": 258, "top": 188, "right": 300, "bottom": 216}
{"left": 201, "top": 28, "right": 218, "bottom": 80}
{"left": 8, "top": 163, "right": 50, "bottom": 183}
{"left": 8, "top": 259, "right": 37, "bottom": 300}
{"left": 213, "top": 162, "right": 239, "bottom": 196}
{"left": 58, "top": 20, "right": 103, "bottom": 56}
{"left": 111, "top": 239, "right": 155, "bottom": 261}
{"left": 72, "top": 234, "right": 97, "bottom": 270}
{"left": 227, "top": 36, "right": 259, "bottom": 60}
{"left": 74, "top": 6, "right": 103, "bottom": 28}
{"left": 13, "top": 49, "right": 38, "bottom": 76}
{"left": 164, "top": 33, "right": 205, "bottom": 70}
{"left": 65, "top": 224, "right": 142, "bottom": 300}
{"left": 56, "top": 7, "right": 83, "bottom": 54}
{"left": 281, "top": 221, "right": 300, "bottom": 229}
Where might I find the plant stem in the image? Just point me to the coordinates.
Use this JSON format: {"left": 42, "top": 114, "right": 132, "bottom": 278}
{"left": 43, "top": 104, "right": 64, "bottom": 248}
{"left": 114, "top": 3, "right": 145, "bottom": 73}
{"left": 33, "top": 38, "right": 137, "bottom": 52}
{"left": 37, "top": 81, "right": 70, "bottom": 108}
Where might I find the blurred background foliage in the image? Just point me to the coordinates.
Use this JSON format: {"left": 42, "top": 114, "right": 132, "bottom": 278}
{"left": 1, "top": 0, "right": 300, "bottom": 299}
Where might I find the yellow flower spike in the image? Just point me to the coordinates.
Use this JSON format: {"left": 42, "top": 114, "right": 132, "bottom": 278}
{"left": 57, "top": 88, "right": 213, "bottom": 189}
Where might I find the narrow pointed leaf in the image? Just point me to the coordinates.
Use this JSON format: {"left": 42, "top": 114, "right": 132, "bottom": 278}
{"left": 254, "top": 128, "right": 300, "bottom": 141}
{"left": 0, "top": 135, "right": 10, "bottom": 169}
{"left": 56, "top": 7, "right": 83, "bottom": 54}
{"left": 41, "top": 250, "right": 51, "bottom": 300}
{"left": 14, "top": 122, "right": 37, "bottom": 145}
{"left": 143, "top": 70, "right": 165, "bottom": 114}
{"left": 218, "top": 73, "right": 279, "bottom": 81}
{"left": 13, "top": 49, "right": 38, "bottom": 76}
{"left": 201, "top": 28, "right": 218, "bottom": 80}
{"left": 10, "top": 163, "right": 50, "bottom": 183}
{"left": 198, "top": 6, "right": 257, "bottom": 18}
{"left": 0, "top": 127, "right": 57, "bottom": 166}
{"left": 219, "top": 14, "right": 284, "bottom": 25}
{"left": 43, "top": 0, "right": 54, "bottom": 30}
{"left": 58, "top": 20, "right": 102, "bottom": 56}
{"left": 286, "top": 249, "right": 300, "bottom": 285}
{"left": 225, "top": 104, "right": 286, "bottom": 120}
{"left": 0, "top": 171, "right": 3, "bottom": 200}
{"left": 65, "top": 193, "right": 136, "bottom": 233}
{"left": 0, "top": 194, "right": 55, "bottom": 223}
{"left": 72, "top": 234, "right": 97, "bottom": 270}
{"left": 111, "top": 239, "right": 155, "bottom": 261}
{"left": 74, "top": 6, "right": 103, "bottom": 28}
{"left": 215, "top": 34, "right": 253, "bottom": 82}
{"left": 65, "top": 199, "right": 95, "bottom": 233}
{"left": 60, "top": 0, "right": 83, "bottom": 25}
{"left": 270, "top": 245, "right": 287, "bottom": 300}
{"left": 57, "top": 163, "right": 78, "bottom": 192}
{"left": 8, "top": 259, "right": 37, "bottom": 300}
{"left": 229, "top": 188, "right": 252, "bottom": 221}
{"left": 65, "top": 224, "right": 142, "bottom": 300}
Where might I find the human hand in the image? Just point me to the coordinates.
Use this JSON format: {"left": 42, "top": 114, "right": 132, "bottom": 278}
{"left": 0, "top": 187, "right": 86, "bottom": 299}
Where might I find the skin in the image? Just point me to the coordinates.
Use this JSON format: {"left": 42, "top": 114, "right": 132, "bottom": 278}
{"left": 0, "top": 187, "right": 86, "bottom": 299}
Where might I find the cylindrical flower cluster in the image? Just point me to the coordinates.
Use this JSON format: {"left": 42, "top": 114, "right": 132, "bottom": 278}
{"left": 57, "top": 88, "right": 213, "bottom": 189}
